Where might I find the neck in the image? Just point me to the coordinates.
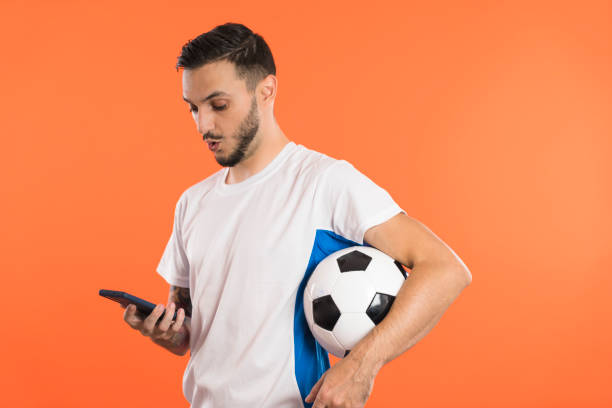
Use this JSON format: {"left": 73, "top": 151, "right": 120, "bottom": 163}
{"left": 225, "top": 119, "right": 290, "bottom": 185}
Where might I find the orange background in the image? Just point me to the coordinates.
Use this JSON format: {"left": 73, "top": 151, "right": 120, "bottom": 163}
{"left": 1, "top": 1, "right": 610, "bottom": 406}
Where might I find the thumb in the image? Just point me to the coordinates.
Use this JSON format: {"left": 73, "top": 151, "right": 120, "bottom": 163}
{"left": 305, "top": 372, "right": 326, "bottom": 403}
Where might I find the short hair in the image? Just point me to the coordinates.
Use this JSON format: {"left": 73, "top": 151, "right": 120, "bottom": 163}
{"left": 175, "top": 22, "right": 276, "bottom": 94}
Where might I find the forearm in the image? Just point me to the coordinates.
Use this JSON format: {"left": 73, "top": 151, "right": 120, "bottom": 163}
{"left": 350, "top": 261, "right": 471, "bottom": 372}
{"left": 151, "top": 318, "right": 191, "bottom": 356}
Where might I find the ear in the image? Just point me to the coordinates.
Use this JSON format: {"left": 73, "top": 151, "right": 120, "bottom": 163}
{"left": 258, "top": 74, "right": 277, "bottom": 108}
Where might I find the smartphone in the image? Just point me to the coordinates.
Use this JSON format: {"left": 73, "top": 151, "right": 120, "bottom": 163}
{"left": 99, "top": 289, "right": 190, "bottom": 321}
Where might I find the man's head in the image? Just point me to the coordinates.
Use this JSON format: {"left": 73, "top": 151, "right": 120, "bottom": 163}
{"left": 176, "top": 23, "right": 277, "bottom": 167}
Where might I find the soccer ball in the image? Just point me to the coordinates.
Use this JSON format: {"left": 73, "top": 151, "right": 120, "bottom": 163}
{"left": 303, "top": 245, "right": 409, "bottom": 358}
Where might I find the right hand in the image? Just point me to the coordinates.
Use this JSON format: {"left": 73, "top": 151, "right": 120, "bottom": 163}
{"left": 122, "top": 302, "right": 188, "bottom": 344}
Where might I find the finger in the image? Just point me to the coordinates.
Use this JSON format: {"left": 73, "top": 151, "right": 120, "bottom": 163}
{"left": 312, "top": 396, "right": 327, "bottom": 408}
{"left": 171, "top": 308, "right": 185, "bottom": 332}
{"left": 123, "top": 304, "right": 142, "bottom": 327}
{"left": 305, "top": 372, "right": 326, "bottom": 403}
{"left": 158, "top": 308, "right": 186, "bottom": 342}
{"left": 122, "top": 304, "right": 131, "bottom": 319}
{"left": 142, "top": 304, "right": 164, "bottom": 335}
{"left": 158, "top": 302, "right": 176, "bottom": 332}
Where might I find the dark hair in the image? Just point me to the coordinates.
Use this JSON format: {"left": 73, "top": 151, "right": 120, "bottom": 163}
{"left": 175, "top": 22, "right": 276, "bottom": 94}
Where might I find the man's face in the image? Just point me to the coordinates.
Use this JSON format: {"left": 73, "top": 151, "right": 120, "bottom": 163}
{"left": 182, "top": 60, "right": 260, "bottom": 167}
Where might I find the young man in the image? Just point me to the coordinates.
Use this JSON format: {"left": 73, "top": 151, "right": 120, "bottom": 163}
{"left": 122, "top": 22, "right": 471, "bottom": 408}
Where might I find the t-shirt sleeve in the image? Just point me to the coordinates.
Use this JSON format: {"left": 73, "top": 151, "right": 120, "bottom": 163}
{"left": 156, "top": 192, "right": 190, "bottom": 288}
{"left": 320, "top": 159, "right": 406, "bottom": 245}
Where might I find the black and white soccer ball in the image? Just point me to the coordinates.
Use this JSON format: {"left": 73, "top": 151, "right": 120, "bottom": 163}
{"left": 303, "top": 245, "right": 409, "bottom": 358}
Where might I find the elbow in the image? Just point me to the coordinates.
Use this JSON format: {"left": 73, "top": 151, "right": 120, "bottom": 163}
{"left": 449, "top": 255, "right": 471, "bottom": 286}
{"left": 460, "top": 266, "right": 472, "bottom": 286}
{"left": 448, "top": 261, "right": 471, "bottom": 286}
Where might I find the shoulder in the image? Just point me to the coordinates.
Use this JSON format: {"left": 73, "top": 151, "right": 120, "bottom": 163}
{"left": 290, "top": 143, "right": 347, "bottom": 179}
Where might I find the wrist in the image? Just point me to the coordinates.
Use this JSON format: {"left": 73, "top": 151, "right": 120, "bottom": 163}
{"left": 152, "top": 335, "right": 188, "bottom": 356}
{"left": 347, "top": 327, "right": 386, "bottom": 375}
{"left": 151, "top": 326, "right": 190, "bottom": 355}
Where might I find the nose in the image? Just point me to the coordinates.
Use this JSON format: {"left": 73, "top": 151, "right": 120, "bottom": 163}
{"left": 195, "top": 111, "right": 215, "bottom": 136}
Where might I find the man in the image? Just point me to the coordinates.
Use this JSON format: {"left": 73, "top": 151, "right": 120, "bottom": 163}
{"left": 122, "top": 22, "right": 471, "bottom": 408}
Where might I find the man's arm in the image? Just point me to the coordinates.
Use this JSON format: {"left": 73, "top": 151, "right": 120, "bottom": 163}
{"left": 306, "top": 212, "right": 471, "bottom": 405}
{"left": 150, "top": 285, "right": 192, "bottom": 356}
{"left": 353, "top": 212, "right": 472, "bottom": 370}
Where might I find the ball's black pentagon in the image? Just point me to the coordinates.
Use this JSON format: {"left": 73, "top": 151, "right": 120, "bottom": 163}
{"left": 394, "top": 260, "right": 408, "bottom": 279}
{"left": 313, "top": 295, "right": 341, "bottom": 331}
{"left": 337, "top": 250, "right": 372, "bottom": 272}
{"left": 366, "top": 292, "right": 396, "bottom": 325}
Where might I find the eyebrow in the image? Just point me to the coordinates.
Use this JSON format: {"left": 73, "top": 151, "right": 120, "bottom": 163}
{"left": 182, "top": 91, "right": 229, "bottom": 104}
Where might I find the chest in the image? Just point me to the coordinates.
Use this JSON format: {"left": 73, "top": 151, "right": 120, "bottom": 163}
{"left": 181, "top": 179, "right": 320, "bottom": 288}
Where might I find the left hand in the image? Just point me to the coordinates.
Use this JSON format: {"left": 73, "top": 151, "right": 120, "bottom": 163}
{"left": 304, "top": 353, "right": 378, "bottom": 408}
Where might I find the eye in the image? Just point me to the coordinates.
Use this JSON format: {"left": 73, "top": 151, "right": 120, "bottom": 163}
{"left": 189, "top": 104, "right": 227, "bottom": 113}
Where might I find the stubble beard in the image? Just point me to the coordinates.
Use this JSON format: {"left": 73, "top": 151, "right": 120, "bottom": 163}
{"left": 216, "top": 95, "right": 260, "bottom": 168}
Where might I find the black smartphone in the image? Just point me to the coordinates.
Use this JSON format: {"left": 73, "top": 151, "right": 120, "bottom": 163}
{"left": 99, "top": 289, "right": 190, "bottom": 321}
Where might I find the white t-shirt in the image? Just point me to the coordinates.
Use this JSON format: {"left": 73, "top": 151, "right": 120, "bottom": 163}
{"left": 156, "top": 141, "right": 405, "bottom": 407}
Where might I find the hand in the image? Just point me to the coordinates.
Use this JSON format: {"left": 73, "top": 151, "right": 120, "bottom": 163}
{"left": 122, "top": 302, "right": 188, "bottom": 345}
{"left": 305, "top": 353, "right": 378, "bottom": 408}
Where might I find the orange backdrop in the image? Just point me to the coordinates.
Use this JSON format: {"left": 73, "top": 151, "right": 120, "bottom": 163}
{"left": 1, "top": 1, "right": 610, "bottom": 407}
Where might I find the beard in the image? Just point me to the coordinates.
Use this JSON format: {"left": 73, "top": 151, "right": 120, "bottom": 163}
{"left": 204, "top": 95, "right": 260, "bottom": 168}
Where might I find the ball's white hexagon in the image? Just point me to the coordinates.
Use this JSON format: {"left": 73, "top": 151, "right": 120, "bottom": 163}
{"left": 331, "top": 272, "right": 376, "bottom": 313}
{"left": 305, "top": 258, "right": 340, "bottom": 300}
{"left": 363, "top": 256, "right": 406, "bottom": 296}
{"left": 303, "top": 290, "right": 314, "bottom": 333}
{"left": 311, "top": 324, "right": 345, "bottom": 358}
{"left": 333, "top": 312, "right": 376, "bottom": 350}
